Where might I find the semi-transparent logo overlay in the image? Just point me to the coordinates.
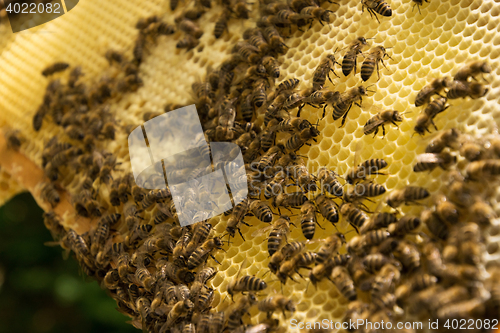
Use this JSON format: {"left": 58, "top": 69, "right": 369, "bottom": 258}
{"left": 128, "top": 105, "right": 248, "bottom": 227}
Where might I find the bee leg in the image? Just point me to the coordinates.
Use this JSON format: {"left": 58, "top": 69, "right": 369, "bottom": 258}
{"left": 322, "top": 104, "right": 328, "bottom": 119}
{"left": 316, "top": 220, "right": 325, "bottom": 230}
{"left": 330, "top": 67, "right": 340, "bottom": 78}
{"left": 382, "top": 125, "right": 386, "bottom": 138}
{"left": 373, "top": 127, "right": 379, "bottom": 138}
{"left": 237, "top": 228, "right": 246, "bottom": 241}
{"left": 339, "top": 105, "right": 352, "bottom": 128}
{"left": 297, "top": 103, "right": 306, "bottom": 117}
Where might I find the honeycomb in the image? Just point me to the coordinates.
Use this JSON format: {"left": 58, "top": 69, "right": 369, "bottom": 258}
{"left": 0, "top": 0, "right": 499, "bottom": 332}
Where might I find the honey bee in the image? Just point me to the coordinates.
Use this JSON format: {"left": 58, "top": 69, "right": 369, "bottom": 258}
{"left": 43, "top": 211, "right": 65, "bottom": 241}
{"left": 187, "top": 237, "right": 222, "bottom": 269}
{"left": 386, "top": 186, "right": 430, "bottom": 208}
{"left": 312, "top": 54, "right": 339, "bottom": 91}
{"left": 63, "top": 229, "right": 91, "bottom": 259}
{"left": 226, "top": 197, "right": 250, "bottom": 240}
{"left": 64, "top": 125, "right": 85, "bottom": 140}
{"left": 346, "top": 158, "right": 387, "bottom": 184}
{"left": 315, "top": 194, "right": 339, "bottom": 224}
{"left": 360, "top": 211, "right": 397, "bottom": 233}
{"left": 344, "top": 181, "right": 387, "bottom": 204}
{"left": 371, "top": 263, "right": 400, "bottom": 296}
{"left": 360, "top": 46, "right": 392, "bottom": 81}
{"left": 267, "top": 215, "right": 292, "bottom": 256}
{"left": 363, "top": 109, "right": 404, "bottom": 137}
{"left": 42, "top": 62, "right": 70, "bottom": 77}
{"left": 316, "top": 232, "right": 346, "bottom": 264}
{"left": 362, "top": 229, "right": 391, "bottom": 247}
{"left": 361, "top": 0, "right": 392, "bottom": 22}
{"left": 425, "top": 128, "right": 460, "bottom": 153}
{"left": 283, "top": 89, "right": 312, "bottom": 110}
{"left": 234, "top": 0, "right": 251, "bottom": 18}
{"left": 241, "top": 91, "right": 255, "bottom": 122}
{"left": 340, "top": 203, "right": 369, "bottom": 230}
{"left": 470, "top": 200, "right": 496, "bottom": 225}
{"left": 372, "top": 292, "right": 396, "bottom": 310}
{"left": 90, "top": 221, "right": 110, "bottom": 257}
{"left": 284, "top": 126, "right": 320, "bottom": 151}
{"left": 5, "top": 129, "right": 22, "bottom": 151}
{"left": 164, "top": 300, "right": 194, "bottom": 328}
{"left": 272, "top": 191, "right": 308, "bottom": 209}
{"left": 249, "top": 199, "right": 273, "bottom": 223}
{"left": 260, "top": 127, "right": 277, "bottom": 152}
{"left": 437, "top": 298, "right": 485, "bottom": 321}
{"left": 178, "top": 19, "right": 203, "bottom": 38}
{"left": 258, "top": 295, "right": 296, "bottom": 317}
{"left": 263, "top": 25, "right": 288, "bottom": 54}
{"left": 299, "top": 200, "right": 320, "bottom": 240}
{"left": 105, "top": 50, "right": 124, "bottom": 65}
{"left": 453, "top": 60, "right": 492, "bottom": 82}
{"left": 387, "top": 215, "right": 421, "bottom": 237}
{"left": 268, "top": 241, "right": 303, "bottom": 274}
{"left": 393, "top": 239, "right": 421, "bottom": 271}
{"left": 415, "top": 77, "right": 450, "bottom": 106}
{"left": 302, "top": 89, "right": 341, "bottom": 118}
{"left": 226, "top": 293, "right": 257, "bottom": 331}
{"left": 40, "top": 182, "right": 60, "bottom": 208}
{"left": 262, "top": 55, "right": 280, "bottom": 78}
{"left": 135, "top": 265, "right": 155, "bottom": 291}
{"left": 33, "top": 105, "right": 46, "bottom": 131}
{"left": 423, "top": 95, "right": 448, "bottom": 118}
{"left": 234, "top": 41, "right": 262, "bottom": 64}
{"left": 317, "top": 167, "right": 343, "bottom": 197}
{"left": 330, "top": 266, "right": 357, "bottom": 301}
{"left": 252, "top": 79, "right": 268, "bottom": 107}
{"left": 227, "top": 260, "right": 268, "bottom": 298}
{"left": 362, "top": 253, "right": 391, "bottom": 273}
{"left": 413, "top": 152, "right": 457, "bottom": 172}
{"left": 310, "top": 254, "right": 351, "bottom": 286}
{"left": 272, "top": 9, "right": 306, "bottom": 26}
{"left": 183, "top": 222, "right": 212, "bottom": 257}
{"left": 459, "top": 139, "right": 484, "bottom": 161}
{"left": 434, "top": 195, "right": 459, "bottom": 224}
{"left": 177, "top": 34, "right": 199, "bottom": 50}
{"left": 413, "top": 113, "right": 434, "bottom": 135}
{"left": 157, "top": 259, "right": 195, "bottom": 284}
{"left": 465, "top": 159, "right": 500, "bottom": 181}
{"left": 265, "top": 170, "right": 288, "bottom": 199}
{"left": 447, "top": 80, "right": 489, "bottom": 99}
{"left": 289, "top": 164, "right": 318, "bottom": 192}
{"left": 276, "top": 117, "right": 313, "bottom": 133}
{"left": 342, "top": 37, "right": 368, "bottom": 76}
{"left": 330, "top": 86, "right": 369, "bottom": 126}
{"left": 301, "top": 6, "right": 335, "bottom": 26}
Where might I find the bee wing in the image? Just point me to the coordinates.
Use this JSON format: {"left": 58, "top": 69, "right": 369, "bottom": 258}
{"left": 251, "top": 224, "right": 274, "bottom": 237}
{"left": 363, "top": 116, "right": 385, "bottom": 133}
{"left": 416, "top": 153, "right": 443, "bottom": 164}
{"left": 245, "top": 324, "right": 271, "bottom": 333}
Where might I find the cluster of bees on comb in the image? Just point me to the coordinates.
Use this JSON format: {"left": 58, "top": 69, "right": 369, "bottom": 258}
{"left": 1, "top": 0, "right": 499, "bottom": 332}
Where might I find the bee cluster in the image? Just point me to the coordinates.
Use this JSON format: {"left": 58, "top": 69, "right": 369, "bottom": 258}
{"left": 1, "top": 0, "right": 494, "bottom": 331}
{"left": 413, "top": 61, "right": 491, "bottom": 136}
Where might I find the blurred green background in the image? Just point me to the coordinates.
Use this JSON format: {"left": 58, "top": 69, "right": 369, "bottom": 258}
{"left": 0, "top": 192, "right": 138, "bottom": 333}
